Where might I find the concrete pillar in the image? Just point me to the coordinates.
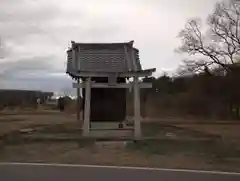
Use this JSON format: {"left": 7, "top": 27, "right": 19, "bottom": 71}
{"left": 83, "top": 77, "right": 91, "bottom": 136}
{"left": 133, "top": 76, "right": 141, "bottom": 139}
{"left": 76, "top": 79, "right": 81, "bottom": 122}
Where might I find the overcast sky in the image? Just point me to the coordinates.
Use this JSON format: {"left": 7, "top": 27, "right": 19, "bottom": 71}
{"left": 0, "top": 0, "right": 220, "bottom": 93}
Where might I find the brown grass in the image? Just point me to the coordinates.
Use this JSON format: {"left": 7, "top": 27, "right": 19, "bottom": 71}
{"left": 1, "top": 111, "right": 240, "bottom": 172}
{"left": 0, "top": 112, "right": 76, "bottom": 136}
{"left": 0, "top": 142, "right": 240, "bottom": 172}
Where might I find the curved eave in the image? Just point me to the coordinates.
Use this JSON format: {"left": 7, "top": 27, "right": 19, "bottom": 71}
{"left": 66, "top": 71, "right": 79, "bottom": 80}
{"left": 66, "top": 68, "right": 156, "bottom": 79}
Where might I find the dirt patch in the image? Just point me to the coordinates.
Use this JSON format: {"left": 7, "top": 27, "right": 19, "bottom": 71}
{"left": 141, "top": 122, "right": 220, "bottom": 140}
{"left": 177, "top": 124, "right": 240, "bottom": 141}
{"left": 0, "top": 112, "right": 76, "bottom": 136}
{"left": 36, "top": 122, "right": 80, "bottom": 134}
{"left": 0, "top": 118, "right": 25, "bottom": 123}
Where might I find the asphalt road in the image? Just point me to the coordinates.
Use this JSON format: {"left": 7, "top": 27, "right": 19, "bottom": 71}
{"left": 0, "top": 163, "right": 240, "bottom": 181}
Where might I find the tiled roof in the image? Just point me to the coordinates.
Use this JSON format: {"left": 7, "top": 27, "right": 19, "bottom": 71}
{"left": 66, "top": 41, "right": 141, "bottom": 74}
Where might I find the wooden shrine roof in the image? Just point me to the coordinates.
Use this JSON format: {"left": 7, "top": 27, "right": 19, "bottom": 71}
{"left": 66, "top": 41, "right": 143, "bottom": 76}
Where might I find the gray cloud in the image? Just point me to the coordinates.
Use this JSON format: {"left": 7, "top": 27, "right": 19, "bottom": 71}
{"left": 0, "top": 55, "right": 58, "bottom": 79}
{"left": 0, "top": 55, "right": 71, "bottom": 91}
{"left": 0, "top": 0, "right": 221, "bottom": 92}
{"left": 0, "top": 1, "right": 60, "bottom": 40}
{"left": 0, "top": 75, "right": 73, "bottom": 92}
{"left": 0, "top": 1, "right": 59, "bottom": 23}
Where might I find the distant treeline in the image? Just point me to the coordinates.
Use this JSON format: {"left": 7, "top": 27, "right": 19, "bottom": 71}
{"left": 140, "top": 65, "right": 240, "bottom": 119}
{"left": 0, "top": 89, "right": 53, "bottom": 108}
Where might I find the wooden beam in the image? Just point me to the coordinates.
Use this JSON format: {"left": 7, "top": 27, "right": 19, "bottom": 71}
{"left": 82, "top": 77, "right": 91, "bottom": 137}
{"left": 73, "top": 82, "right": 152, "bottom": 89}
{"left": 69, "top": 68, "right": 156, "bottom": 78}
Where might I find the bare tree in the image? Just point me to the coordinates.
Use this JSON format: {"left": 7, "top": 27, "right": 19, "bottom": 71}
{"left": 177, "top": 0, "right": 240, "bottom": 74}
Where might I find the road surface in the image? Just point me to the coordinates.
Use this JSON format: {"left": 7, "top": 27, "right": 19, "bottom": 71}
{"left": 0, "top": 163, "right": 240, "bottom": 181}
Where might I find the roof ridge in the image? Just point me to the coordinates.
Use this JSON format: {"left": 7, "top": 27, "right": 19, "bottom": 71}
{"left": 71, "top": 40, "right": 134, "bottom": 46}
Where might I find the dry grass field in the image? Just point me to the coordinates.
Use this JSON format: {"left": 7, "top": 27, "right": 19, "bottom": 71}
{"left": 0, "top": 110, "right": 240, "bottom": 172}
{"left": 0, "top": 111, "right": 76, "bottom": 136}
